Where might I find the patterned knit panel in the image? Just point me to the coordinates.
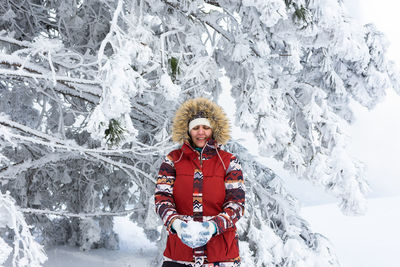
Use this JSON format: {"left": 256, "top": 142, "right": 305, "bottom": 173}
{"left": 155, "top": 155, "right": 179, "bottom": 230}
{"left": 193, "top": 168, "right": 206, "bottom": 259}
{"left": 211, "top": 156, "right": 245, "bottom": 234}
{"left": 163, "top": 256, "right": 241, "bottom": 267}
{"left": 193, "top": 169, "right": 204, "bottom": 221}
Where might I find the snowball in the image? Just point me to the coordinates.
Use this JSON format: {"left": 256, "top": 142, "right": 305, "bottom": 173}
{"left": 182, "top": 220, "right": 205, "bottom": 243}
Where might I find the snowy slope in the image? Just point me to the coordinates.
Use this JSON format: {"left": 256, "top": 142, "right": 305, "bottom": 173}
{"left": 301, "top": 196, "right": 400, "bottom": 267}
{"left": 21, "top": 196, "right": 400, "bottom": 267}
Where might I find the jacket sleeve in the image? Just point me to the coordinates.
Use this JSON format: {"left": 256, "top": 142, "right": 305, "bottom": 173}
{"left": 154, "top": 154, "right": 180, "bottom": 232}
{"left": 210, "top": 155, "right": 245, "bottom": 234}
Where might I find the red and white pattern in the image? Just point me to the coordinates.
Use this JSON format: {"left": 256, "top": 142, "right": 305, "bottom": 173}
{"left": 163, "top": 256, "right": 241, "bottom": 267}
{"left": 193, "top": 169, "right": 204, "bottom": 221}
{"left": 210, "top": 156, "right": 245, "bottom": 235}
{"left": 155, "top": 154, "right": 180, "bottom": 232}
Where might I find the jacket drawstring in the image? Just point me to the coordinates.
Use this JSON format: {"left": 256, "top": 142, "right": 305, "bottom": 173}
{"left": 180, "top": 141, "right": 227, "bottom": 171}
{"left": 174, "top": 148, "right": 185, "bottom": 164}
{"left": 215, "top": 146, "right": 227, "bottom": 172}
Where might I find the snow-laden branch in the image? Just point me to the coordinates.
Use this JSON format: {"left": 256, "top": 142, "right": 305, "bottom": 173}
{"left": 0, "top": 153, "right": 78, "bottom": 179}
{"left": 97, "top": 0, "right": 124, "bottom": 69}
{"left": 0, "top": 119, "right": 169, "bottom": 190}
{"left": 1, "top": 129, "right": 172, "bottom": 157}
{"left": 0, "top": 35, "right": 31, "bottom": 48}
{"left": 161, "top": 0, "right": 235, "bottom": 43}
{"left": 0, "top": 116, "right": 173, "bottom": 156}
{"left": 0, "top": 67, "right": 101, "bottom": 88}
{"left": 0, "top": 72, "right": 100, "bottom": 103}
{"left": 19, "top": 207, "right": 147, "bottom": 218}
{"left": 0, "top": 116, "right": 75, "bottom": 146}
{"left": 86, "top": 151, "right": 156, "bottom": 185}
{"left": 160, "top": 29, "right": 183, "bottom": 71}
{"left": 0, "top": 53, "right": 101, "bottom": 103}
{"left": 0, "top": 192, "right": 47, "bottom": 267}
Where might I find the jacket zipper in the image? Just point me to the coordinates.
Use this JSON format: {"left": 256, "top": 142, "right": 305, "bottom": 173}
{"left": 184, "top": 141, "right": 209, "bottom": 169}
{"left": 199, "top": 142, "right": 208, "bottom": 168}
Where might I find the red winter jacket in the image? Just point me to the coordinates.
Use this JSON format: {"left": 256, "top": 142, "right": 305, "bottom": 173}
{"left": 155, "top": 139, "right": 245, "bottom": 263}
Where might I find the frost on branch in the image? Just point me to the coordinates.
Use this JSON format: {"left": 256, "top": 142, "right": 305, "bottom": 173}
{"left": 86, "top": 0, "right": 150, "bottom": 145}
{"left": 160, "top": 73, "right": 181, "bottom": 101}
{"left": 0, "top": 0, "right": 179, "bottom": 254}
{"left": 0, "top": 192, "right": 47, "bottom": 267}
{"left": 215, "top": 0, "right": 397, "bottom": 215}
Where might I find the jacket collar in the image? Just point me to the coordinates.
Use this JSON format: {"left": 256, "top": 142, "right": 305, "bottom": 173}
{"left": 182, "top": 138, "right": 219, "bottom": 158}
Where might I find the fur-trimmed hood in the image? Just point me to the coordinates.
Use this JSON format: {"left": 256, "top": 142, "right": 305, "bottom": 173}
{"left": 172, "top": 98, "right": 230, "bottom": 145}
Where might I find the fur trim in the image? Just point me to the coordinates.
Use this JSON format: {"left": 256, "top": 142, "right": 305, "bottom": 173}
{"left": 172, "top": 98, "right": 231, "bottom": 145}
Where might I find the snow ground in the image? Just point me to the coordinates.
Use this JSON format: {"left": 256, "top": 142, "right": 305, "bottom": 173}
{"left": 42, "top": 217, "right": 158, "bottom": 267}
{"left": 43, "top": 246, "right": 154, "bottom": 267}
{"left": 20, "top": 196, "right": 400, "bottom": 267}
{"left": 301, "top": 196, "right": 400, "bottom": 267}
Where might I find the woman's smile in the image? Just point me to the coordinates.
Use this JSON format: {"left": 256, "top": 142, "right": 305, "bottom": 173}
{"left": 190, "top": 125, "right": 212, "bottom": 148}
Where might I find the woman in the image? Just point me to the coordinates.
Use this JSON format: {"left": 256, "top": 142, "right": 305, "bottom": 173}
{"left": 155, "top": 98, "right": 245, "bottom": 267}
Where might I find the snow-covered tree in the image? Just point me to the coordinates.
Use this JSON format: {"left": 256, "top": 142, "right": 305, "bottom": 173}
{"left": 0, "top": 0, "right": 398, "bottom": 266}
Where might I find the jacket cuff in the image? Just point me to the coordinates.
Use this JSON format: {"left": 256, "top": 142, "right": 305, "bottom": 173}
{"left": 210, "top": 213, "right": 234, "bottom": 235}
{"left": 166, "top": 214, "right": 181, "bottom": 233}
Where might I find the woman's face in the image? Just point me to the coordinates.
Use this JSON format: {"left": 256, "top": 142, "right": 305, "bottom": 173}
{"left": 189, "top": 125, "right": 212, "bottom": 148}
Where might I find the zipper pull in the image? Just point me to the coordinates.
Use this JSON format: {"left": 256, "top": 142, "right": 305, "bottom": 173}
{"left": 200, "top": 141, "right": 207, "bottom": 168}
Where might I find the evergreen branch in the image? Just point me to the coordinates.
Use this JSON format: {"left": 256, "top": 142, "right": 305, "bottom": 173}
{"left": 1, "top": 73, "right": 99, "bottom": 104}
{"left": 85, "top": 151, "right": 155, "bottom": 184}
{"left": 161, "top": 0, "right": 234, "bottom": 42}
{"left": 161, "top": 0, "right": 264, "bottom": 59}
{"left": 0, "top": 116, "right": 68, "bottom": 145}
{"left": 204, "top": 1, "right": 221, "bottom": 7}
{"left": 0, "top": 118, "right": 156, "bottom": 186}
{"left": 285, "top": 91, "right": 303, "bottom": 110}
{"left": 131, "top": 102, "right": 167, "bottom": 125}
{"left": 19, "top": 207, "right": 147, "bottom": 218}
{"left": 0, "top": 153, "right": 78, "bottom": 179}
{"left": 0, "top": 58, "right": 101, "bottom": 103}
{"left": 0, "top": 68, "right": 101, "bottom": 88}
{"left": 0, "top": 192, "right": 47, "bottom": 265}
{"left": 0, "top": 35, "right": 31, "bottom": 48}
{"left": 0, "top": 128, "right": 171, "bottom": 157}
{"left": 0, "top": 117, "right": 173, "bottom": 157}
{"left": 196, "top": 13, "right": 234, "bottom": 42}
{"left": 97, "top": 0, "right": 124, "bottom": 70}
